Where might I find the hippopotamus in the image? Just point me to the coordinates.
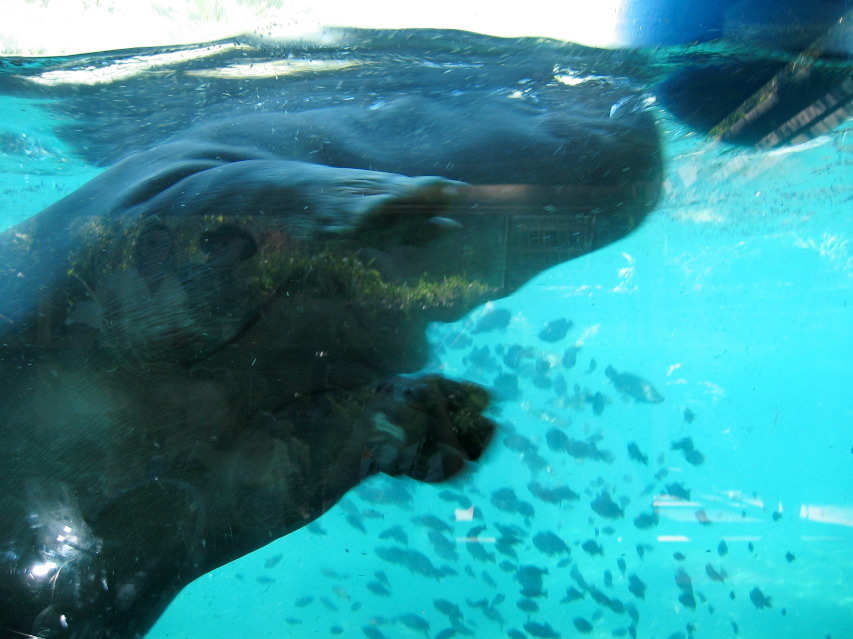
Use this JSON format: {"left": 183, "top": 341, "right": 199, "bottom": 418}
{"left": 0, "top": 88, "right": 661, "bottom": 637}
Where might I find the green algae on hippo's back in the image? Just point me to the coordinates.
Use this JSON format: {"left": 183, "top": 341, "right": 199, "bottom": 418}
{"left": 605, "top": 364, "right": 665, "bottom": 403}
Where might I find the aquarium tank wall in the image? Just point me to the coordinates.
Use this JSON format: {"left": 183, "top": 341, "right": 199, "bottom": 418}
{"left": 0, "top": 2, "right": 850, "bottom": 639}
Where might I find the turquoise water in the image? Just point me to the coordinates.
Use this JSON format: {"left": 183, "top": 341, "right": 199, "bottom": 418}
{"left": 1, "top": 33, "right": 851, "bottom": 639}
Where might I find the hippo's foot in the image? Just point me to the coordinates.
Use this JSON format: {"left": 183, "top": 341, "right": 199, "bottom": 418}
{"left": 361, "top": 375, "right": 496, "bottom": 483}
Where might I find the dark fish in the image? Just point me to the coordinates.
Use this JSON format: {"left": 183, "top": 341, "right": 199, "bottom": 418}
{"left": 554, "top": 373, "right": 568, "bottom": 396}
{"left": 628, "top": 575, "right": 646, "bottom": 599}
{"left": 718, "top": 540, "right": 729, "bottom": 556}
{"left": 434, "top": 599, "right": 462, "bottom": 619}
{"left": 375, "top": 547, "right": 443, "bottom": 579}
{"left": 591, "top": 392, "right": 607, "bottom": 415}
{"left": 605, "top": 365, "right": 664, "bottom": 403}
{"left": 528, "top": 481, "right": 579, "bottom": 504}
{"left": 502, "top": 344, "right": 532, "bottom": 369}
{"left": 603, "top": 570, "right": 614, "bottom": 588}
{"left": 539, "top": 318, "right": 572, "bottom": 342}
{"left": 570, "top": 564, "right": 589, "bottom": 590}
{"left": 435, "top": 629, "right": 458, "bottom": 639}
{"left": 468, "top": 524, "right": 488, "bottom": 537}
{"left": 626, "top": 442, "right": 649, "bottom": 465}
{"left": 507, "top": 631, "right": 526, "bottom": 639}
{"left": 466, "top": 540, "right": 496, "bottom": 564}
{"left": 617, "top": 558, "right": 627, "bottom": 575}
{"left": 536, "top": 357, "right": 552, "bottom": 374}
{"left": 483, "top": 604, "right": 505, "bottom": 626}
{"left": 493, "top": 372, "right": 521, "bottom": 400}
{"left": 562, "top": 587, "right": 585, "bottom": 603}
{"left": 678, "top": 591, "right": 696, "bottom": 609}
{"left": 345, "top": 513, "right": 367, "bottom": 533}
{"left": 399, "top": 613, "right": 430, "bottom": 635}
{"left": 521, "top": 450, "right": 550, "bottom": 473}
{"left": 465, "top": 344, "right": 493, "bottom": 368}
{"left": 362, "top": 625, "right": 388, "bottom": 639}
{"left": 505, "top": 433, "right": 538, "bottom": 454}
{"left": 591, "top": 589, "right": 624, "bottom": 614}
{"left": 705, "top": 564, "right": 727, "bottom": 583}
{"left": 545, "top": 428, "right": 570, "bottom": 452}
{"left": 673, "top": 552, "right": 687, "bottom": 562}
{"left": 374, "top": 571, "right": 389, "bottom": 585}
{"left": 731, "top": 621, "right": 739, "bottom": 634}
{"left": 695, "top": 509, "right": 712, "bottom": 525}
{"left": 591, "top": 491, "right": 624, "bottom": 519}
{"left": 636, "top": 543, "right": 653, "bottom": 559}
{"left": 563, "top": 346, "right": 580, "bottom": 368}
{"left": 675, "top": 568, "right": 693, "bottom": 591}
{"left": 772, "top": 511, "right": 783, "bottom": 522}
{"left": 670, "top": 437, "right": 704, "bottom": 465}
{"left": 785, "top": 552, "right": 796, "bottom": 562}
{"left": 428, "top": 531, "right": 459, "bottom": 562}
{"left": 517, "top": 598, "right": 539, "bottom": 613}
{"left": 378, "top": 524, "right": 409, "bottom": 545}
{"left": 574, "top": 617, "right": 594, "bottom": 634}
{"left": 412, "top": 514, "right": 453, "bottom": 534}
{"left": 566, "top": 437, "right": 613, "bottom": 463}
{"left": 367, "top": 581, "right": 391, "bottom": 596}
{"left": 472, "top": 308, "right": 511, "bottom": 333}
{"left": 263, "top": 554, "right": 283, "bottom": 569}
{"left": 683, "top": 407, "right": 696, "bottom": 423}
{"left": 533, "top": 531, "right": 571, "bottom": 556}
{"left": 532, "top": 374, "right": 553, "bottom": 390}
{"left": 491, "top": 487, "right": 521, "bottom": 512}
{"left": 438, "top": 490, "right": 473, "bottom": 508}
{"left": 633, "top": 510, "right": 659, "bottom": 529}
{"left": 319, "top": 596, "right": 338, "bottom": 611}
{"left": 587, "top": 359, "right": 598, "bottom": 373}
{"left": 481, "top": 571, "right": 497, "bottom": 588}
{"left": 524, "top": 621, "right": 561, "bottom": 638}
{"left": 749, "top": 587, "right": 773, "bottom": 609}
{"left": 516, "top": 564, "right": 549, "bottom": 598}
{"left": 665, "top": 482, "right": 691, "bottom": 501}
{"left": 582, "top": 540, "right": 604, "bottom": 556}
{"left": 496, "top": 524, "right": 524, "bottom": 545}
{"left": 748, "top": 542, "right": 755, "bottom": 553}
{"left": 294, "top": 596, "right": 314, "bottom": 607}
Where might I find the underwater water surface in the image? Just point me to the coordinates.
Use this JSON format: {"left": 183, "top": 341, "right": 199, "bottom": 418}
{"left": 1, "top": 29, "right": 851, "bottom": 639}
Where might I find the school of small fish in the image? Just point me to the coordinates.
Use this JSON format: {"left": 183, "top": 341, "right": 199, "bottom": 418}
{"left": 240, "top": 310, "right": 809, "bottom": 639}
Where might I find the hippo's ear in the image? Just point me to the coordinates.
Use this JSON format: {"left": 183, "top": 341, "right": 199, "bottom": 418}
{"left": 334, "top": 175, "right": 470, "bottom": 248}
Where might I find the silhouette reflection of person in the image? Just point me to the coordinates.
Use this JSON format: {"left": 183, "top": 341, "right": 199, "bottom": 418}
{"left": 102, "top": 221, "right": 192, "bottom": 360}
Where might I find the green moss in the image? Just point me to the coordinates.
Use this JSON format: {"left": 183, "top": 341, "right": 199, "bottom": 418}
{"left": 247, "top": 248, "right": 496, "bottom": 319}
